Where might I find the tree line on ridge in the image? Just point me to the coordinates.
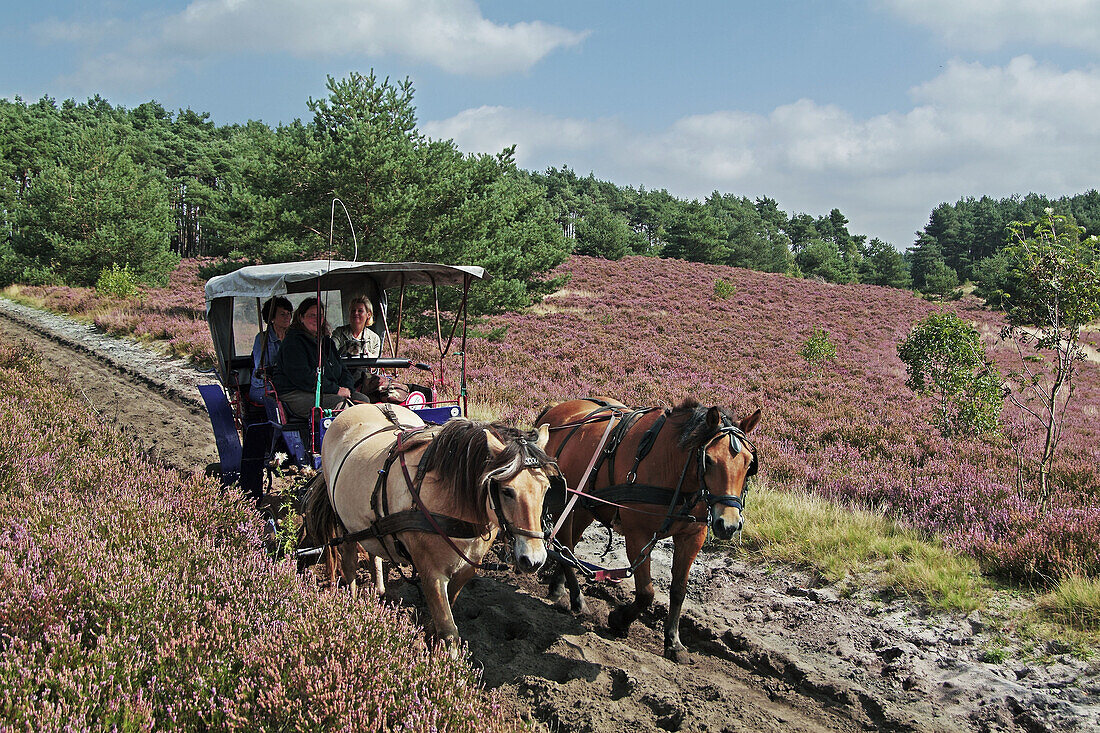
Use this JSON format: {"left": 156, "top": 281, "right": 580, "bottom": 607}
{"left": 2, "top": 71, "right": 1096, "bottom": 317}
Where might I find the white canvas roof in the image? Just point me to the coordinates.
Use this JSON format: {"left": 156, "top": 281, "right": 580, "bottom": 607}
{"left": 204, "top": 260, "right": 484, "bottom": 304}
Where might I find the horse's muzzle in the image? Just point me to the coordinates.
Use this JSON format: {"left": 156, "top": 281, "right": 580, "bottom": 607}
{"left": 513, "top": 538, "right": 547, "bottom": 574}
{"left": 710, "top": 514, "right": 743, "bottom": 541}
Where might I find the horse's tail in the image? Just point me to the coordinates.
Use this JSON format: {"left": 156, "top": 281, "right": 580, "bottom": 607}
{"left": 297, "top": 472, "right": 342, "bottom": 575}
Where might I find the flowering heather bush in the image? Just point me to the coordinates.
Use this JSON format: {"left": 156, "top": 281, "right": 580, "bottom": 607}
{"left": 0, "top": 337, "right": 517, "bottom": 732}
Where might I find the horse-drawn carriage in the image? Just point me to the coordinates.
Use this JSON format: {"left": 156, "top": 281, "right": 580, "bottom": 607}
{"left": 198, "top": 259, "right": 762, "bottom": 659}
{"left": 200, "top": 260, "right": 483, "bottom": 498}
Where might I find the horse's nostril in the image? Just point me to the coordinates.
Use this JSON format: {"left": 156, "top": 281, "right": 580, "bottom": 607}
{"left": 516, "top": 553, "right": 545, "bottom": 573}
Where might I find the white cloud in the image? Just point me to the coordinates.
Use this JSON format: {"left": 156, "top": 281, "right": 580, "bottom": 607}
{"left": 882, "top": 0, "right": 1100, "bottom": 51}
{"left": 169, "top": 0, "right": 586, "bottom": 74}
{"left": 41, "top": 0, "right": 586, "bottom": 90}
{"left": 425, "top": 56, "right": 1100, "bottom": 248}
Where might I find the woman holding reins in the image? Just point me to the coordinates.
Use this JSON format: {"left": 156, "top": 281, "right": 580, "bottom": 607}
{"left": 271, "top": 298, "right": 369, "bottom": 419}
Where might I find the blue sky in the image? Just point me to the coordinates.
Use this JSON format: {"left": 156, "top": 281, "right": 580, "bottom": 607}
{"left": 4, "top": 0, "right": 1100, "bottom": 249}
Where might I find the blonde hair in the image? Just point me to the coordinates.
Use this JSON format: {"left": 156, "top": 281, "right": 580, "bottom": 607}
{"left": 348, "top": 296, "right": 374, "bottom": 326}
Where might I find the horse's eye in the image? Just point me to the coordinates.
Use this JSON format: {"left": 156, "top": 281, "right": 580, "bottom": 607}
{"left": 500, "top": 486, "right": 517, "bottom": 500}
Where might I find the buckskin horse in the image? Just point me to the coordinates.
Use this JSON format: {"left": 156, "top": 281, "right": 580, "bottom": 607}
{"left": 301, "top": 403, "right": 556, "bottom": 650}
{"left": 538, "top": 397, "right": 760, "bottom": 663}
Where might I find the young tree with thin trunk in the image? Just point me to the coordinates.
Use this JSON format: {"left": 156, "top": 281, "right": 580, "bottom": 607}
{"left": 1001, "top": 210, "right": 1100, "bottom": 503}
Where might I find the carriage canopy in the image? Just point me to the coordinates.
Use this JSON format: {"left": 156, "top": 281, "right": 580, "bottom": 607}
{"left": 204, "top": 260, "right": 484, "bottom": 385}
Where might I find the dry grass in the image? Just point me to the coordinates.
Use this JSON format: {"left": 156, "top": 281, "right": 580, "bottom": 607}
{"left": 1035, "top": 575, "right": 1100, "bottom": 631}
{"left": 722, "top": 480, "right": 986, "bottom": 611}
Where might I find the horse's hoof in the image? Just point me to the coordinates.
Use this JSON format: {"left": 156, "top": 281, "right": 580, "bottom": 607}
{"left": 607, "top": 607, "right": 632, "bottom": 636}
{"left": 571, "top": 595, "right": 589, "bottom": 615}
{"left": 665, "top": 646, "right": 695, "bottom": 665}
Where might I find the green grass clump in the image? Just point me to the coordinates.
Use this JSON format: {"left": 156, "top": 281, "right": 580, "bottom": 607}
{"left": 723, "top": 482, "right": 985, "bottom": 611}
{"left": 1035, "top": 575, "right": 1100, "bottom": 632}
{"left": 713, "top": 278, "right": 737, "bottom": 299}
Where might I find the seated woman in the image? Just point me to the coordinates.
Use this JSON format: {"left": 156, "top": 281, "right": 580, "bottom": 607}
{"left": 248, "top": 296, "right": 292, "bottom": 406}
{"left": 270, "top": 298, "right": 369, "bottom": 420}
{"left": 332, "top": 295, "right": 381, "bottom": 391}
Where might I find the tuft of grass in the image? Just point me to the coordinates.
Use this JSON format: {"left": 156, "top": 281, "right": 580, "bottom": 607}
{"left": 466, "top": 402, "right": 506, "bottom": 422}
{"left": 723, "top": 481, "right": 986, "bottom": 611}
{"left": 1035, "top": 575, "right": 1100, "bottom": 632}
{"left": 0, "top": 286, "right": 44, "bottom": 308}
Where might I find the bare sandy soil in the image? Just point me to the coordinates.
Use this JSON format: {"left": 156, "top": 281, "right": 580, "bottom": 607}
{"left": 2, "top": 296, "right": 1097, "bottom": 733}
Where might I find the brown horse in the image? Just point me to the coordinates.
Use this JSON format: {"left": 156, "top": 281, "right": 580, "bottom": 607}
{"left": 539, "top": 397, "right": 760, "bottom": 663}
{"left": 303, "top": 403, "right": 556, "bottom": 650}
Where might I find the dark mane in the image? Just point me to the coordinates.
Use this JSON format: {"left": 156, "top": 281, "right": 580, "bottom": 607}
{"left": 667, "top": 398, "right": 736, "bottom": 450}
{"left": 416, "top": 419, "right": 556, "bottom": 525}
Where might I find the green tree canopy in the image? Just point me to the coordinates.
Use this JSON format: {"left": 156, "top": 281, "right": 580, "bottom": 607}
{"left": 897, "top": 312, "right": 1004, "bottom": 437}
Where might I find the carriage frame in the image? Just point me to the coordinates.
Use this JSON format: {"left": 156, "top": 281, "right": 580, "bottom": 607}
{"left": 199, "top": 259, "right": 485, "bottom": 498}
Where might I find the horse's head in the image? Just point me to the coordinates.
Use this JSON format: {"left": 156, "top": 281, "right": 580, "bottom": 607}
{"left": 696, "top": 406, "right": 761, "bottom": 540}
{"left": 483, "top": 424, "right": 555, "bottom": 574}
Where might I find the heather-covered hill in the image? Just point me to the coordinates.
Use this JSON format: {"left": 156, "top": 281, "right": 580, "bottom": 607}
{"left": 447, "top": 256, "right": 1100, "bottom": 582}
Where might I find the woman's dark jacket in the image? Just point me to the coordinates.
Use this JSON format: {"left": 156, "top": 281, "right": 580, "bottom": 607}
{"left": 271, "top": 327, "right": 354, "bottom": 395}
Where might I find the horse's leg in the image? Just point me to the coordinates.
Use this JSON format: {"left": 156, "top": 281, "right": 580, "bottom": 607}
{"left": 607, "top": 531, "right": 654, "bottom": 636}
{"left": 339, "top": 542, "right": 359, "bottom": 596}
{"left": 547, "top": 514, "right": 570, "bottom": 601}
{"left": 422, "top": 573, "right": 462, "bottom": 653}
{"left": 323, "top": 546, "right": 339, "bottom": 588}
{"left": 551, "top": 513, "right": 592, "bottom": 614}
{"left": 447, "top": 563, "right": 477, "bottom": 606}
{"left": 665, "top": 527, "right": 706, "bottom": 663}
{"left": 369, "top": 554, "right": 386, "bottom": 597}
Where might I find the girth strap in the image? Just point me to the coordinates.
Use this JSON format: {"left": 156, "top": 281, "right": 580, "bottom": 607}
{"left": 333, "top": 509, "right": 488, "bottom": 547}
{"left": 587, "top": 482, "right": 695, "bottom": 511}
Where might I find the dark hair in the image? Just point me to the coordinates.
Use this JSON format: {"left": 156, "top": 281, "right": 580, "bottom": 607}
{"left": 668, "top": 398, "right": 736, "bottom": 450}
{"left": 261, "top": 296, "right": 292, "bottom": 324}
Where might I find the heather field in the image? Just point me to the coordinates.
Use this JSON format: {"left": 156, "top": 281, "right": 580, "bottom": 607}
{"left": 7, "top": 255, "right": 1100, "bottom": 585}
{"left": 424, "top": 257, "right": 1100, "bottom": 584}
{"left": 3, "top": 258, "right": 216, "bottom": 365}
{"left": 0, "top": 339, "right": 517, "bottom": 731}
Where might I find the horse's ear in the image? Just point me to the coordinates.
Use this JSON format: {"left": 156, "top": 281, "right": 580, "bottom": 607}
{"left": 536, "top": 423, "right": 550, "bottom": 450}
{"left": 706, "top": 406, "right": 722, "bottom": 429}
{"left": 484, "top": 429, "right": 506, "bottom": 456}
{"left": 739, "top": 408, "right": 761, "bottom": 435}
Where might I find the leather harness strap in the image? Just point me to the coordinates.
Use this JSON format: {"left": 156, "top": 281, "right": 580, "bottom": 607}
{"left": 325, "top": 427, "right": 493, "bottom": 566}
{"left": 396, "top": 445, "right": 494, "bottom": 569}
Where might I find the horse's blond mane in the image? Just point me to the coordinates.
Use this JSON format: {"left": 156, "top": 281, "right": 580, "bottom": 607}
{"left": 416, "top": 419, "right": 554, "bottom": 525}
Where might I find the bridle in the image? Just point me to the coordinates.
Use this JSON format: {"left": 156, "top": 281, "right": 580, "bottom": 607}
{"left": 694, "top": 419, "right": 759, "bottom": 520}
{"left": 486, "top": 436, "right": 558, "bottom": 544}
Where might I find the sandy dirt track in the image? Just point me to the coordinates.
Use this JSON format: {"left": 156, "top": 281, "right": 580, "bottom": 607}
{"left": 1, "top": 296, "right": 1097, "bottom": 733}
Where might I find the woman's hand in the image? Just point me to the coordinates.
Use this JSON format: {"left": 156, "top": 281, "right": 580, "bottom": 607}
{"left": 337, "top": 387, "right": 351, "bottom": 398}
